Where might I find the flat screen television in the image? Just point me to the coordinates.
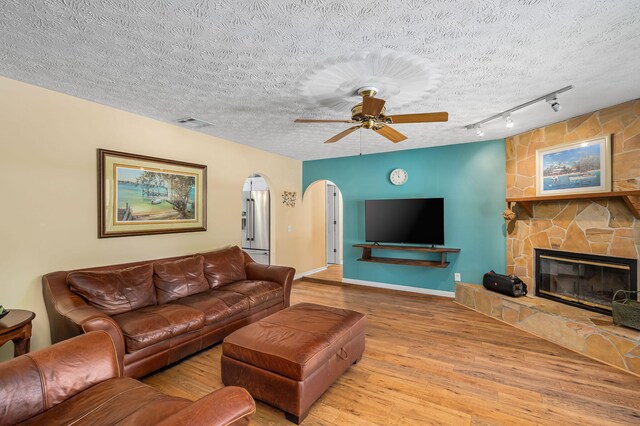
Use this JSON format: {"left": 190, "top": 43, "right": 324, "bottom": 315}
{"left": 365, "top": 198, "right": 444, "bottom": 245}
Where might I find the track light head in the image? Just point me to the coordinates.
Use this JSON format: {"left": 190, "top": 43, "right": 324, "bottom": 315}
{"left": 475, "top": 125, "right": 484, "bottom": 136}
{"left": 503, "top": 113, "right": 514, "bottom": 128}
{"left": 546, "top": 95, "right": 562, "bottom": 112}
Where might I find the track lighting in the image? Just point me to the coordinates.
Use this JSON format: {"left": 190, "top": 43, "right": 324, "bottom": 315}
{"left": 546, "top": 95, "right": 562, "bottom": 112}
{"left": 464, "top": 85, "right": 572, "bottom": 134}
{"left": 503, "top": 113, "right": 514, "bottom": 128}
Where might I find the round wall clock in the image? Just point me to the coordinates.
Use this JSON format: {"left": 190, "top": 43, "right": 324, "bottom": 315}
{"left": 389, "top": 168, "right": 408, "bottom": 185}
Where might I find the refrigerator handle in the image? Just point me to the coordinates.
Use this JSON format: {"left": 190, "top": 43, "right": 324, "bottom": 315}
{"left": 245, "top": 198, "right": 252, "bottom": 241}
{"left": 251, "top": 198, "right": 256, "bottom": 241}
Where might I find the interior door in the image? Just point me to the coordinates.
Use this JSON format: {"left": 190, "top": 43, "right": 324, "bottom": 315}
{"left": 326, "top": 183, "right": 339, "bottom": 264}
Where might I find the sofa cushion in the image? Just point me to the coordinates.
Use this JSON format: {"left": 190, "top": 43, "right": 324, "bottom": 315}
{"left": 112, "top": 304, "right": 205, "bottom": 353}
{"left": 201, "top": 246, "right": 247, "bottom": 288}
{"left": 68, "top": 264, "right": 156, "bottom": 316}
{"left": 19, "top": 377, "right": 191, "bottom": 425}
{"left": 221, "top": 280, "right": 283, "bottom": 308}
{"left": 153, "top": 255, "right": 209, "bottom": 304}
{"left": 172, "top": 290, "right": 250, "bottom": 325}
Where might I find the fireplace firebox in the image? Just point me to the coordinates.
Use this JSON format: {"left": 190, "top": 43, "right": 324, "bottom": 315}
{"left": 535, "top": 249, "right": 637, "bottom": 315}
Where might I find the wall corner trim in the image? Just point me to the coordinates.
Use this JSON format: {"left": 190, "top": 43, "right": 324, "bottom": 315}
{"left": 294, "top": 265, "right": 328, "bottom": 280}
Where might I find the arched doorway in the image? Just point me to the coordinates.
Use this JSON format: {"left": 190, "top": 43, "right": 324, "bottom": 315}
{"left": 303, "top": 180, "right": 344, "bottom": 282}
{"left": 241, "top": 174, "right": 270, "bottom": 265}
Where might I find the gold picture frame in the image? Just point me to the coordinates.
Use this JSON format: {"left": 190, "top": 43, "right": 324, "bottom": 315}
{"left": 98, "top": 149, "right": 207, "bottom": 238}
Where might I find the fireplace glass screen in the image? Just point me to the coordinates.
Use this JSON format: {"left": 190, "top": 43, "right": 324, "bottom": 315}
{"left": 536, "top": 249, "right": 637, "bottom": 315}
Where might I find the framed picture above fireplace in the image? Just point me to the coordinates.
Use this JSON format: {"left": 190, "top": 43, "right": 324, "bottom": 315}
{"left": 535, "top": 135, "right": 611, "bottom": 196}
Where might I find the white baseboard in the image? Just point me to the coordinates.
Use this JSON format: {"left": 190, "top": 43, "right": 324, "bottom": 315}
{"left": 341, "top": 278, "right": 455, "bottom": 298}
{"left": 294, "top": 265, "right": 328, "bottom": 280}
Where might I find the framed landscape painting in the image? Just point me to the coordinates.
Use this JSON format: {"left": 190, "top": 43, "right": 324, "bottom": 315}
{"left": 98, "top": 149, "right": 207, "bottom": 238}
{"left": 535, "top": 135, "right": 611, "bottom": 196}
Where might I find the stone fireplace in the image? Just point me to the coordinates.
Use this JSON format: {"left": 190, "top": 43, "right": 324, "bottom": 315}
{"left": 456, "top": 99, "right": 640, "bottom": 376}
{"left": 506, "top": 99, "right": 640, "bottom": 296}
{"left": 535, "top": 248, "right": 637, "bottom": 314}
{"left": 455, "top": 99, "right": 640, "bottom": 377}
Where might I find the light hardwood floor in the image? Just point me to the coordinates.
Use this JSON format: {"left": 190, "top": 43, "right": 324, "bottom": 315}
{"left": 143, "top": 280, "right": 640, "bottom": 425}
{"left": 302, "top": 264, "right": 343, "bottom": 284}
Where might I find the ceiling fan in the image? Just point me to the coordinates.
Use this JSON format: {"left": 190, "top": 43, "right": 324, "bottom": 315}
{"left": 294, "top": 87, "right": 448, "bottom": 144}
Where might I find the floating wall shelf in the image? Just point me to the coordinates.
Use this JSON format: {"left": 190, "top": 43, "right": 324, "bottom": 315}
{"left": 506, "top": 190, "right": 640, "bottom": 219}
{"left": 353, "top": 244, "right": 460, "bottom": 268}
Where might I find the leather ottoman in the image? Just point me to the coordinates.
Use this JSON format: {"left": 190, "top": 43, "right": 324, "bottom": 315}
{"left": 221, "top": 302, "right": 366, "bottom": 424}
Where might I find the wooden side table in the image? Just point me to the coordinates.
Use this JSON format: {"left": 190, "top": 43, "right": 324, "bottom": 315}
{"left": 0, "top": 309, "right": 36, "bottom": 357}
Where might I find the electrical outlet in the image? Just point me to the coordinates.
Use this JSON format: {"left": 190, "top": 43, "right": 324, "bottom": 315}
{"left": 454, "top": 273, "right": 461, "bottom": 282}
{"left": 287, "top": 225, "right": 293, "bottom": 233}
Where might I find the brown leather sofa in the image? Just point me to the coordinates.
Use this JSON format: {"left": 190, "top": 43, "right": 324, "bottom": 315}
{"left": 42, "top": 246, "right": 295, "bottom": 378}
{"left": 0, "top": 331, "right": 255, "bottom": 426}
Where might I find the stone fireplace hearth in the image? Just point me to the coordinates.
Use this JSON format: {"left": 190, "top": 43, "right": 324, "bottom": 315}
{"left": 455, "top": 282, "right": 640, "bottom": 376}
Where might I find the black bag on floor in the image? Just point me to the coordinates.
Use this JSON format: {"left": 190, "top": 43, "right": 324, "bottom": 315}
{"left": 482, "top": 270, "right": 528, "bottom": 297}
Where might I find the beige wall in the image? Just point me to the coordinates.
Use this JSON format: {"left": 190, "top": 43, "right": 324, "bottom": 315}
{"left": 0, "top": 76, "right": 322, "bottom": 359}
{"left": 301, "top": 180, "right": 328, "bottom": 268}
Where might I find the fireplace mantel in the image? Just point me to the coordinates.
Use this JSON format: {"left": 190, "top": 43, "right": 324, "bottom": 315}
{"left": 506, "top": 190, "right": 640, "bottom": 219}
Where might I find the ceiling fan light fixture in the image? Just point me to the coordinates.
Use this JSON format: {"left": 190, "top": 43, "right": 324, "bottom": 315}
{"left": 294, "top": 66, "right": 449, "bottom": 145}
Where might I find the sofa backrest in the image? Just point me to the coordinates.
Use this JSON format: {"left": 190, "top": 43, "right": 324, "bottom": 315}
{"left": 43, "top": 246, "right": 252, "bottom": 325}
{"left": 200, "top": 246, "right": 248, "bottom": 288}
{"left": 67, "top": 263, "right": 157, "bottom": 315}
{"left": 0, "top": 331, "right": 119, "bottom": 425}
{"left": 153, "top": 255, "right": 210, "bottom": 304}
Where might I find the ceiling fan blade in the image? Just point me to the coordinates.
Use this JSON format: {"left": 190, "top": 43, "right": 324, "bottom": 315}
{"left": 324, "top": 125, "right": 362, "bottom": 144}
{"left": 362, "top": 96, "right": 386, "bottom": 117}
{"left": 295, "top": 119, "right": 356, "bottom": 123}
{"left": 374, "top": 125, "right": 407, "bottom": 143}
{"left": 385, "top": 112, "right": 449, "bottom": 124}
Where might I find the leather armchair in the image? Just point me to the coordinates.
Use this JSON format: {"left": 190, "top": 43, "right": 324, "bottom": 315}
{"left": 0, "top": 331, "right": 255, "bottom": 426}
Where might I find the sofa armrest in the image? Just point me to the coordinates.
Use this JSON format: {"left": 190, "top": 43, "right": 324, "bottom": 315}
{"left": 43, "top": 273, "right": 126, "bottom": 352}
{"left": 55, "top": 304, "right": 126, "bottom": 376}
{"left": 0, "top": 331, "right": 120, "bottom": 425}
{"left": 82, "top": 316, "right": 125, "bottom": 376}
{"left": 157, "top": 386, "right": 255, "bottom": 426}
{"left": 245, "top": 262, "right": 295, "bottom": 307}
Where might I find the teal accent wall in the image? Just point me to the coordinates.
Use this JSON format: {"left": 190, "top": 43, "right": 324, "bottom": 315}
{"left": 303, "top": 139, "right": 506, "bottom": 292}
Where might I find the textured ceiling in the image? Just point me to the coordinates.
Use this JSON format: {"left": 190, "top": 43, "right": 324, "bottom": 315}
{"left": 1, "top": 1, "right": 639, "bottom": 160}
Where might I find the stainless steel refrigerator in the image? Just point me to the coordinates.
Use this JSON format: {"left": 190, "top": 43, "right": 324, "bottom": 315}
{"left": 241, "top": 177, "right": 270, "bottom": 264}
